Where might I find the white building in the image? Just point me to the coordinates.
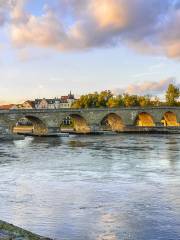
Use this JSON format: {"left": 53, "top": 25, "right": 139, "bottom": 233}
{"left": 35, "top": 92, "right": 75, "bottom": 109}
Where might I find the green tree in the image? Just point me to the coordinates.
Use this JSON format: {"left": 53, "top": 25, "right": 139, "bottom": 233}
{"left": 72, "top": 88, "right": 168, "bottom": 108}
{"left": 107, "top": 95, "right": 125, "bottom": 108}
{"left": 98, "top": 90, "right": 113, "bottom": 107}
{"left": 107, "top": 97, "right": 119, "bottom": 108}
{"left": 138, "top": 95, "right": 151, "bottom": 107}
{"left": 123, "top": 94, "right": 139, "bottom": 107}
{"left": 165, "top": 84, "right": 179, "bottom": 106}
{"left": 72, "top": 100, "right": 81, "bottom": 108}
{"left": 151, "top": 96, "right": 161, "bottom": 106}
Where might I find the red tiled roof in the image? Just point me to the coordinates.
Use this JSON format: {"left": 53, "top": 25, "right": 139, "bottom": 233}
{"left": 61, "top": 96, "right": 69, "bottom": 100}
{"left": 0, "top": 104, "right": 14, "bottom": 110}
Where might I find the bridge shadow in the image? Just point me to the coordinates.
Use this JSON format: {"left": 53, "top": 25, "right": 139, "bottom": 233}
{"left": 101, "top": 113, "right": 125, "bottom": 132}
{"left": 135, "top": 112, "right": 155, "bottom": 127}
{"left": 13, "top": 116, "right": 48, "bottom": 135}
{"left": 60, "top": 114, "right": 90, "bottom": 133}
{"left": 161, "top": 111, "right": 179, "bottom": 127}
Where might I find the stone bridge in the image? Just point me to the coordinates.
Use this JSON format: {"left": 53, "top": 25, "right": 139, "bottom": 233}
{"left": 0, "top": 107, "right": 180, "bottom": 135}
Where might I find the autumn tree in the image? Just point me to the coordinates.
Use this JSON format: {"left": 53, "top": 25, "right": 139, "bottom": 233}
{"left": 123, "top": 94, "right": 140, "bottom": 107}
{"left": 138, "top": 95, "right": 151, "bottom": 107}
{"left": 151, "top": 96, "right": 161, "bottom": 106}
{"left": 72, "top": 89, "right": 165, "bottom": 108}
{"left": 165, "top": 84, "right": 179, "bottom": 106}
{"left": 72, "top": 90, "right": 113, "bottom": 108}
{"left": 98, "top": 90, "right": 113, "bottom": 107}
{"left": 107, "top": 95, "right": 124, "bottom": 108}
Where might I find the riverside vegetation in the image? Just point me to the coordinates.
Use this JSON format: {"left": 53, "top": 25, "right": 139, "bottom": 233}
{"left": 72, "top": 84, "right": 180, "bottom": 108}
{"left": 0, "top": 220, "right": 51, "bottom": 240}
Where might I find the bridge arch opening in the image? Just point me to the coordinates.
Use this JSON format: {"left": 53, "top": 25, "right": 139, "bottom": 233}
{"left": 135, "top": 112, "right": 155, "bottom": 127}
{"left": 161, "top": 112, "right": 179, "bottom": 127}
{"left": 13, "top": 116, "right": 48, "bottom": 135}
{"left": 60, "top": 114, "right": 90, "bottom": 133}
{"left": 101, "top": 113, "right": 124, "bottom": 131}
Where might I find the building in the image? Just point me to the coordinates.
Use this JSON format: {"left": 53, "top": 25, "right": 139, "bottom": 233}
{"left": 4, "top": 92, "right": 76, "bottom": 110}
{"left": 22, "top": 101, "right": 35, "bottom": 109}
{"left": 35, "top": 98, "right": 56, "bottom": 109}
{"left": 35, "top": 92, "right": 75, "bottom": 109}
{"left": 60, "top": 91, "right": 75, "bottom": 108}
{"left": 0, "top": 104, "right": 14, "bottom": 110}
{"left": 11, "top": 101, "right": 35, "bottom": 109}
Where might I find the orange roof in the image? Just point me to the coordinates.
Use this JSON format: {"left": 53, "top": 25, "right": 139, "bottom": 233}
{"left": 61, "top": 96, "right": 69, "bottom": 100}
{"left": 0, "top": 104, "right": 14, "bottom": 110}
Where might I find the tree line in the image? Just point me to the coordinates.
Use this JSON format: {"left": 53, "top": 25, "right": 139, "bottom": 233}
{"left": 72, "top": 84, "right": 180, "bottom": 108}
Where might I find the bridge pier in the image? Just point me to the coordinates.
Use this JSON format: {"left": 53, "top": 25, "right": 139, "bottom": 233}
{"left": 89, "top": 123, "right": 101, "bottom": 133}
{"left": 0, "top": 123, "right": 12, "bottom": 136}
{"left": 0, "top": 123, "right": 25, "bottom": 140}
{"left": 155, "top": 122, "right": 163, "bottom": 127}
{"left": 48, "top": 127, "right": 60, "bottom": 134}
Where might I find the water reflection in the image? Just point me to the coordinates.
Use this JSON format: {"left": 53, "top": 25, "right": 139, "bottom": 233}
{"left": 13, "top": 137, "right": 34, "bottom": 148}
{"left": 0, "top": 134, "right": 179, "bottom": 239}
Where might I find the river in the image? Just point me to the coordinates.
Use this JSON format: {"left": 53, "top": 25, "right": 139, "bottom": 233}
{"left": 0, "top": 134, "right": 180, "bottom": 240}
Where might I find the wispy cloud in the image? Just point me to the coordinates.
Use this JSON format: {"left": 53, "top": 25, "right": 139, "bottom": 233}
{"left": 132, "top": 72, "right": 162, "bottom": 79}
{"left": 113, "top": 77, "right": 177, "bottom": 95}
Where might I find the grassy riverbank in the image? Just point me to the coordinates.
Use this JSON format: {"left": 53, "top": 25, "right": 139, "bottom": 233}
{"left": 0, "top": 220, "right": 51, "bottom": 240}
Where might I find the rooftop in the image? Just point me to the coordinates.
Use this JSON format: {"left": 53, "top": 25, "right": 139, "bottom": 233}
{"left": 0, "top": 104, "right": 14, "bottom": 110}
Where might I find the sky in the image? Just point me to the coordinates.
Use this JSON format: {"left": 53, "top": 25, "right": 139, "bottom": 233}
{"left": 0, "top": 0, "right": 180, "bottom": 103}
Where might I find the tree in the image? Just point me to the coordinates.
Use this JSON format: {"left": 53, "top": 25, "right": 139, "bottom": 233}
{"left": 138, "top": 95, "right": 151, "bottom": 107}
{"left": 72, "top": 91, "right": 113, "bottom": 108}
{"left": 165, "top": 84, "right": 179, "bottom": 106}
{"left": 123, "top": 94, "right": 139, "bottom": 107}
{"left": 72, "top": 89, "right": 166, "bottom": 108}
{"left": 98, "top": 90, "right": 113, "bottom": 107}
{"left": 107, "top": 97, "right": 119, "bottom": 108}
{"left": 152, "top": 96, "right": 161, "bottom": 106}
{"left": 72, "top": 100, "right": 81, "bottom": 108}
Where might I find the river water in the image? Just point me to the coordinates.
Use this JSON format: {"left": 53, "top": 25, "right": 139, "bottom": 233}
{"left": 0, "top": 134, "right": 180, "bottom": 240}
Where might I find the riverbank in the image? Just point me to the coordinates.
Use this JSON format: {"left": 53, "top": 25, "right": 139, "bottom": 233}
{"left": 0, "top": 220, "right": 51, "bottom": 240}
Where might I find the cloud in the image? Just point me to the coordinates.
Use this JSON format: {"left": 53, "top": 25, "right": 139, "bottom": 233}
{"left": 161, "top": 8, "right": 180, "bottom": 58}
{"left": 10, "top": 0, "right": 27, "bottom": 22}
{"left": 113, "top": 77, "right": 177, "bottom": 95}
{"left": 11, "top": 10, "right": 67, "bottom": 49}
{"left": 0, "top": 0, "right": 180, "bottom": 58}
{"left": 0, "top": 0, "right": 10, "bottom": 26}
{"left": 0, "top": 12, "right": 5, "bottom": 26}
{"left": 90, "top": 0, "right": 128, "bottom": 29}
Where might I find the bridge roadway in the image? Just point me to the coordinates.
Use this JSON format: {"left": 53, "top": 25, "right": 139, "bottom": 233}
{"left": 0, "top": 106, "right": 180, "bottom": 136}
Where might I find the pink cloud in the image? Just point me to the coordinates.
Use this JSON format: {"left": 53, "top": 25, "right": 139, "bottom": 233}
{"left": 0, "top": 0, "right": 180, "bottom": 58}
{"left": 113, "top": 78, "right": 176, "bottom": 95}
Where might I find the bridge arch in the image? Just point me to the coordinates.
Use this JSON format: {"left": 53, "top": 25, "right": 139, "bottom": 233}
{"left": 60, "top": 114, "right": 90, "bottom": 133}
{"left": 161, "top": 111, "right": 179, "bottom": 127}
{"left": 101, "top": 113, "right": 125, "bottom": 131}
{"left": 135, "top": 112, "right": 155, "bottom": 127}
{"left": 13, "top": 115, "right": 48, "bottom": 135}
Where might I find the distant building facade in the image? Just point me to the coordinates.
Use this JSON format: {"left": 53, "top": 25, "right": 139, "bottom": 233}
{"left": 11, "top": 101, "right": 35, "bottom": 109}
{"left": 7, "top": 92, "right": 76, "bottom": 110}
{"left": 35, "top": 92, "right": 75, "bottom": 109}
{"left": 0, "top": 104, "right": 14, "bottom": 110}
